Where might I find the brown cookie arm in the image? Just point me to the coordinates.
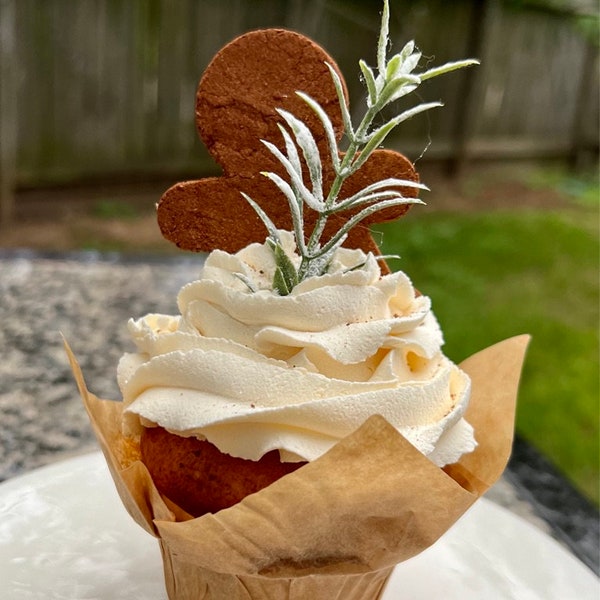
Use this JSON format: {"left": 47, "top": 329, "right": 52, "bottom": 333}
{"left": 157, "top": 179, "right": 261, "bottom": 253}
{"left": 158, "top": 176, "right": 294, "bottom": 254}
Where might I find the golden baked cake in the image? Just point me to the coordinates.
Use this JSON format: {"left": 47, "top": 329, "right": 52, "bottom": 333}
{"left": 141, "top": 426, "right": 304, "bottom": 516}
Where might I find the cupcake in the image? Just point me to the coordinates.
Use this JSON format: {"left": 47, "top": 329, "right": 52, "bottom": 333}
{"left": 67, "top": 2, "right": 529, "bottom": 598}
{"left": 119, "top": 231, "right": 476, "bottom": 519}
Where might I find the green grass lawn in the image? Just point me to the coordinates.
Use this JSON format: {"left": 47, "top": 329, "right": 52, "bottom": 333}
{"left": 373, "top": 195, "right": 599, "bottom": 503}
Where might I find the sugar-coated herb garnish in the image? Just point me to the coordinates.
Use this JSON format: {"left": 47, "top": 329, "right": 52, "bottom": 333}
{"left": 243, "top": 0, "right": 478, "bottom": 295}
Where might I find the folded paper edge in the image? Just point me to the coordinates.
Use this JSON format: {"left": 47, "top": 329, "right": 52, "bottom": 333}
{"left": 66, "top": 334, "right": 529, "bottom": 578}
{"left": 153, "top": 412, "right": 477, "bottom": 575}
{"left": 63, "top": 337, "right": 174, "bottom": 536}
{"left": 452, "top": 334, "right": 531, "bottom": 493}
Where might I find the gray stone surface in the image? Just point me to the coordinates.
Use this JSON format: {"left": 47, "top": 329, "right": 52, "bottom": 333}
{"left": 0, "top": 252, "right": 203, "bottom": 480}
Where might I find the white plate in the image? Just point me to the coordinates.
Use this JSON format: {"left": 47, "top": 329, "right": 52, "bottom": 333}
{"left": 0, "top": 452, "right": 597, "bottom": 600}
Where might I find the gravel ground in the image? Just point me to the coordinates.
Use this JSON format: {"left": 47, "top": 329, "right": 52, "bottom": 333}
{"left": 0, "top": 253, "right": 203, "bottom": 479}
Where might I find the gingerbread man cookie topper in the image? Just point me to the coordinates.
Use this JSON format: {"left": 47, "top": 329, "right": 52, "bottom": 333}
{"left": 157, "top": 0, "right": 477, "bottom": 290}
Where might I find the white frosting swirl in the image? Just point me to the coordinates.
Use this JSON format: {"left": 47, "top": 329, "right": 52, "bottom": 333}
{"left": 118, "top": 231, "right": 475, "bottom": 467}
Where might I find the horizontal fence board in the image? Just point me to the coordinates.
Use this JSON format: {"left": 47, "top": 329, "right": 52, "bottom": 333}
{"left": 1, "top": 0, "right": 598, "bottom": 220}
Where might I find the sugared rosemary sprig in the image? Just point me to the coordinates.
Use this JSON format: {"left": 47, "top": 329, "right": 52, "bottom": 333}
{"left": 243, "top": 0, "right": 478, "bottom": 295}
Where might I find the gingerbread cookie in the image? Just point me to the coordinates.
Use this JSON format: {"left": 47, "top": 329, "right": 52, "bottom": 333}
{"left": 157, "top": 28, "right": 419, "bottom": 265}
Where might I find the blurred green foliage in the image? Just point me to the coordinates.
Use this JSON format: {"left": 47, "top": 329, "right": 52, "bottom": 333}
{"left": 92, "top": 200, "right": 139, "bottom": 220}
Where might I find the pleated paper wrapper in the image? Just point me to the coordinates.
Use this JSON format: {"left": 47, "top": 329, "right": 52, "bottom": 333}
{"left": 66, "top": 335, "right": 529, "bottom": 600}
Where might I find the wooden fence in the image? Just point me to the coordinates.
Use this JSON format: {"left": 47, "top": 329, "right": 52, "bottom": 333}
{"left": 0, "top": 0, "right": 598, "bottom": 224}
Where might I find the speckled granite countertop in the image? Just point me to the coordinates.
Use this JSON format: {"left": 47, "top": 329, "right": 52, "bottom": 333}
{"left": 1, "top": 250, "right": 598, "bottom": 575}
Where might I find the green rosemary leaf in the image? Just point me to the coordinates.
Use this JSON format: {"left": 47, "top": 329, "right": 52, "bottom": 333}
{"left": 233, "top": 272, "right": 259, "bottom": 293}
{"left": 319, "top": 196, "right": 421, "bottom": 257}
{"left": 420, "top": 59, "right": 480, "bottom": 81}
{"left": 273, "top": 268, "right": 291, "bottom": 296}
{"left": 261, "top": 140, "right": 325, "bottom": 212}
{"left": 349, "top": 118, "right": 399, "bottom": 173}
{"left": 376, "top": 74, "right": 421, "bottom": 108}
{"left": 269, "top": 240, "right": 299, "bottom": 296}
{"left": 389, "top": 101, "right": 443, "bottom": 127}
{"left": 334, "top": 189, "right": 425, "bottom": 213}
{"left": 352, "top": 101, "right": 441, "bottom": 173}
{"left": 359, "top": 59, "right": 379, "bottom": 107}
{"left": 325, "top": 63, "right": 355, "bottom": 142}
{"left": 240, "top": 192, "right": 281, "bottom": 243}
{"left": 400, "top": 50, "right": 422, "bottom": 74}
{"left": 394, "top": 41, "right": 421, "bottom": 76}
{"left": 336, "top": 177, "right": 428, "bottom": 210}
{"left": 385, "top": 54, "right": 401, "bottom": 80}
{"left": 277, "top": 109, "right": 323, "bottom": 203}
{"left": 377, "top": 0, "right": 390, "bottom": 76}
{"left": 296, "top": 90, "right": 341, "bottom": 174}
{"left": 343, "top": 255, "right": 401, "bottom": 273}
{"left": 376, "top": 254, "right": 401, "bottom": 263}
{"left": 277, "top": 123, "right": 303, "bottom": 178}
{"left": 261, "top": 171, "right": 307, "bottom": 255}
{"left": 398, "top": 40, "right": 416, "bottom": 63}
{"left": 344, "top": 260, "right": 368, "bottom": 273}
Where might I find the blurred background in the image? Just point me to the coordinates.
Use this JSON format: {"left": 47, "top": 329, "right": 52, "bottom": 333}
{"left": 0, "top": 0, "right": 598, "bottom": 506}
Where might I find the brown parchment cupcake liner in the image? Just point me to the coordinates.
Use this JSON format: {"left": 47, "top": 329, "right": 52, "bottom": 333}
{"left": 65, "top": 335, "right": 529, "bottom": 600}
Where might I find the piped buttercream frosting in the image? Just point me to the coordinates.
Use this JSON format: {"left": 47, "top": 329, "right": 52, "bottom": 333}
{"left": 118, "top": 231, "right": 475, "bottom": 467}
